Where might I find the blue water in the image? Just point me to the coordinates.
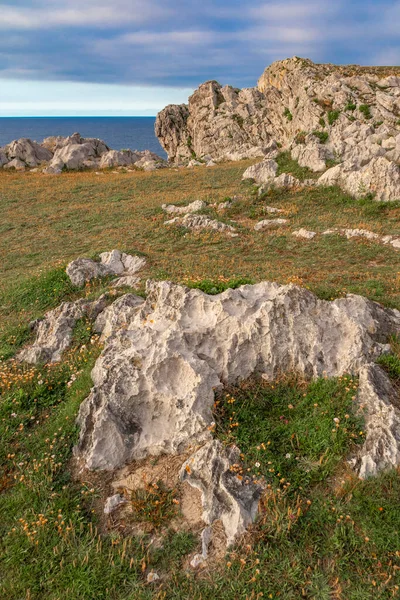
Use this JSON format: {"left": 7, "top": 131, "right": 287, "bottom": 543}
{"left": 0, "top": 117, "right": 166, "bottom": 158}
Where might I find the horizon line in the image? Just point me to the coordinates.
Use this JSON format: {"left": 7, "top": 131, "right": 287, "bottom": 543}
{"left": 0, "top": 115, "right": 158, "bottom": 118}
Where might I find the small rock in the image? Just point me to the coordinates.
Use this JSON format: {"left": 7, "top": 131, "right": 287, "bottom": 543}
{"left": 147, "top": 572, "right": 160, "bottom": 584}
{"left": 292, "top": 229, "right": 317, "bottom": 239}
{"left": 104, "top": 493, "right": 126, "bottom": 514}
{"left": 254, "top": 218, "right": 288, "bottom": 231}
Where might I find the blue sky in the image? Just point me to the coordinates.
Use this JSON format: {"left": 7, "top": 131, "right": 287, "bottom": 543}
{"left": 0, "top": 0, "right": 399, "bottom": 116}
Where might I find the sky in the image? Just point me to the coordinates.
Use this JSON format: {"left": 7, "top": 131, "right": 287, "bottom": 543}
{"left": 0, "top": 0, "right": 399, "bottom": 116}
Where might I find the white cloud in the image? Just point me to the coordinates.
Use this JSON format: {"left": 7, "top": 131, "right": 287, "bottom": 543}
{"left": 0, "top": 1, "right": 171, "bottom": 29}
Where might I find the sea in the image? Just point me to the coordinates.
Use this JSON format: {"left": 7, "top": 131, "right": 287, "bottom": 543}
{"left": 0, "top": 117, "right": 167, "bottom": 158}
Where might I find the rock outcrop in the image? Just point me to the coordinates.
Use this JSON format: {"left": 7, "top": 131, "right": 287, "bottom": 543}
{"left": 16, "top": 254, "right": 400, "bottom": 545}
{"left": 156, "top": 56, "right": 400, "bottom": 200}
{"left": 73, "top": 280, "right": 399, "bottom": 474}
{"left": 66, "top": 249, "right": 146, "bottom": 288}
{"left": 0, "top": 132, "right": 165, "bottom": 173}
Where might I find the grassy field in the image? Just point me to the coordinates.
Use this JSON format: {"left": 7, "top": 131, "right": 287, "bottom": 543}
{"left": 1, "top": 161, "right": 400, "bottom": 599}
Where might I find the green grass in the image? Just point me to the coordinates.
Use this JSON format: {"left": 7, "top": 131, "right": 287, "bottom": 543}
{"left": 328, "top": 110, "right": 340, "bottom": 125}
{"left": 275, "top": 151, "right": 317, "bottom": 181}
{"left": 360, "top": 104, "right": 372, "bottom": 120}
{"left": 312, "top": 130, "right": 329, "bottom": 143}
{"left": 1, "top": 163, "right": 400, "bottom": 597}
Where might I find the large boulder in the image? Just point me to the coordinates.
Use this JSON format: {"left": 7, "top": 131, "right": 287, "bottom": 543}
{"left": 242, "top": 159, "right": 278, "bottom": 183}
{"left": 74, "top": 280, "right": 400, "bottom": 472}
{"left": 3, "top": 138, "right": 53, "bottom": 167}
{"left": 318, "top": 156, "right": 400, "bottom": 201}
{"left": 99, "top": 149, "right": 140, "bottom": 168}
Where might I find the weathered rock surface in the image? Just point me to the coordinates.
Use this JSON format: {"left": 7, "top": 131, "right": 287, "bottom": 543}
{"left": 351, "top": 363, "right": 400, "bottom": 479}
{"left": 157, "top": 56, "right": 400, "bottom": 199}
{"left": 0, "top": 131, "right": 165, "bottom": 173}
{"left": 181, "top": 440, "right": 262, "bottom": 546}
{"left": 164, "top": 213, "right": 237, "bottom": 234}
{"left": 292, "top": 228, "right": 317, "bottom": 239}
{"left": 94, "top": 294, "right": 144, "bottom": 342}
{"left": 242, "top": 159, "right": 278, "bottom": 184}
{"left": 17, "top": 296, "right": 108, "bottom": 364}
{"left": 66, "top": 250, "right": 146, "bottom": 287}
{"left": 2, "top": 138, "right": 52, "bottom": 167}
{"left": 75, "top": 280, "right": 400, "bottom": 473}
{"left": 162, "top": 200, "right": 206, "bottom": 214}
{"left": 254, "top": 218, "right": 288, "bottom": 231}
{"left": 318, "top": 156, "right": 400, "bottom": 201}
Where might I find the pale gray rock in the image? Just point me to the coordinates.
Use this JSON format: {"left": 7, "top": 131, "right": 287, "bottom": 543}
{"left": 242, "top": 159, "right": 278, "bottom": 184}
{"left": 49, "top": 143, "right": 98, "bottom": 171}
{"left": 273, "top": 173, "right": 301, "bottom": 188}
{"left": 94, "top": 294, "right": 144, "bottom": 342}
{"left": 162, "top": 200, "right": 206, "bottom": 215}
{"left": 181, "top": 440, "right": 263, "bottom": 546}
{"left": 67, "top": 251, "right": 146, "bottom": 287}
{"left": 352, "top": 364, "right": 400, "bottom": 479}
{"left": 3, "top": 158, "right": 26, "bottom": 171}
{"left": 292, "top": 228, "right": 317, "bottom": 239}
{"left": 66, "top": 258, "right": 114, "bottom": 287}
{"left": 0, "top": 151, "right": 8, "bottom": 167}
{"left": 319, "top": 157, "right": 400, "bottom": 201}
{"left": 17, "top": 296, "right": 108, "bottom": 364}
{"left": 165, "top": 213, "right": 236, "bottom": 234}
{"left": 99, "top": 150, "right": 139, "bottom": 168}
{"left": 75, "top": 280, "right": 400, "bottom": 471}
{"left": 104, "top": 493, "right": 127, "bottom": 514}
{"left": 254, "top": 218, "right": 288, "bottom": 231}
{"left": 3, "top": 138, "right": 52, "bottom": 167}
{"left": 291, "top": 140, "right": 328, "bottom": 172}
{"left": 265, "top": 206, "right": 284, "bottom": 213}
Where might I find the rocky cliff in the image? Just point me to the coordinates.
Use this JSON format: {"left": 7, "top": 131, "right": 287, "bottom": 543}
{"left": 156, "top": 57, "right": 400, "bottom": 200}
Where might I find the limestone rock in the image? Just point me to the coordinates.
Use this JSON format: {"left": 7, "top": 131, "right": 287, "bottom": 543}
{"left": 291, "top": 140, "right": 328, "bottom": 172}
{"left": 242, "top": 159, "right": 278, "bottom": 184}
{"left": 181, "top": 440, "right": 263, "bottom": 546}
{"left": 99, "top": 150, "right": 140, "bottom": 168}
{"left": 17, "top": 296, "right": 108, "bottom": 364}
{"left": 292, "top": 228, "right": 317, "bottom": 239}
{"left": 104, "top": 493, "right": 127, "bottom": 514}
{"left": 162, "top": 200, "right": 206, "bottom": 215}
{"left": 3, "top": 138, "right": 52, "bottom": 167}
{"left": 94, "top": 294, "right": 144, "bottom": 342}
{"left": 165, "top": 213, "right": 236, "bottom": 234}
{"left": 254, "top": 218, "right": 288, "bottom": 231}
{"left": 155, "top": 81, "right": 274, "bottom": 163}
{"left": 67, "top": 250, "right": 146, "bottom": 287}
{"left": 3, "top": 158, "right": 26, "bottom": 171}
{"left": 66, "top": 258, "right": 114, "bottom": 287}
{"left": 156, "top": 56, "right": 400, "bottom": 200}
{"left": 352, "top": 364, "right": 400, "bottom": 479}
{"left": 75, "top": 280, "right": 400, "bottom": 471}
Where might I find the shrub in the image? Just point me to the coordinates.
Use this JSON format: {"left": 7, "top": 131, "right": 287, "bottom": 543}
{"left": 359, "top": 104, "right": 372, "bottom": 119}
{"left": 328, "top": 110, "right": 340, "bottom": 125}
{"left": 312, "top": 130, "right": 329, "bottom": 144}
{"left": 283, "top": 107, "right": 293, "bottom": 121}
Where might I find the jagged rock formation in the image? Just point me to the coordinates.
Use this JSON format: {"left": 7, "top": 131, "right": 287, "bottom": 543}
{"left": 180, "top": 440, "right": 263, "bottom": 546}
{"left": 17, "top": 295, "right": 108, "bottom": 364}
{"left": 66, "top": 249, "right": 146, "bottom": 288}
{"left": 164, "top": 213, "right": 237, "bottom": 235}
{"left": 0, "top": 133, "right": 166, "bottom": 173}
{"left": 156, "top": 56, "right": 400, "bottom": 200}
{"left": 72, "top": 280, "right": 400, "bottom": 474}
{"left": 162, "top": 199, "right": 206, "bottom": 214}
{"left": 16, "top": 256, "right": 400, "bottom": 545}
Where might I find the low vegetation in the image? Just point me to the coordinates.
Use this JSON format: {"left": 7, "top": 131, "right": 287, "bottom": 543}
{"left": 1, "top": 163, "right": 400, "bottom": 598}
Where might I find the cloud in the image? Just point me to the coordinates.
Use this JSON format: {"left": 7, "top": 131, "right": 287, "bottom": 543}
{"left": 0, "top": 0, "right": 399, "bottom": 114}
{"left": 0, "top": 1, "right": 171, "bottom": 29}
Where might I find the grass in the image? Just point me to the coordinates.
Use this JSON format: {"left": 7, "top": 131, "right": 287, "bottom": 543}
{"left": 1, "top": 162, "right": 400, "bottom": 597}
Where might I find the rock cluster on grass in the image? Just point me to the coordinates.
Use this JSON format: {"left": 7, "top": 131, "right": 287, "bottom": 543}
{"left": 17, "top": 254, "right": 400, "bottom": 549}
{"left": 156, "top": 56, "right": 400, "bottom": 200}
{"left": 66, "top": 249, "right": 146, "bottom": 288}
{"left": 164, "top": 213, "right": 237, "bottom": 235}
{"left": 0, "top": 133, "right": 167, "bottom": 173}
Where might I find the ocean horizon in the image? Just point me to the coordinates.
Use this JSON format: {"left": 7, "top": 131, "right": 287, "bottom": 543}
{"left": 0, "top": 116, "right": 167, "bottom": 158}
